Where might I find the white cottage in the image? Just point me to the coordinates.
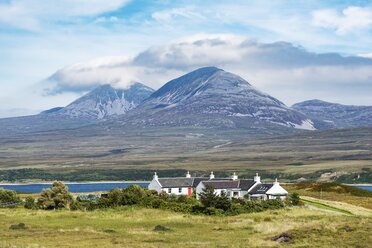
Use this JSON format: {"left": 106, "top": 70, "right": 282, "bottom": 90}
{"left": 148, "top": 171, "right": 288, "bottom": 200}
{"left": 248, "top": 179, "right": 288, "bottom": 200}
{"left": 195, "top": 173, "right": 288, "bottom": 200}
{"left": 148, "top": 171, "right": 216, "bottom": 196}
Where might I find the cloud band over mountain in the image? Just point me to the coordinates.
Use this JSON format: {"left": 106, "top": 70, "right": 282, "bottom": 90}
{"left": 44, "top": 35, "right": 372, "bottom": 105}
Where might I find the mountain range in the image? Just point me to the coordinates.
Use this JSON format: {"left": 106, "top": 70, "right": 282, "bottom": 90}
{"left": 44, "top": 83, "right": 154, "bottom": 119}
{"left": 0, "top": 67, "right": 370, "bottom": 136}
{"left": 292, "top": 100, "right": 372, "bottom": 129}
{"left": 118, "top": 67, "right": 315, "bottom": 130}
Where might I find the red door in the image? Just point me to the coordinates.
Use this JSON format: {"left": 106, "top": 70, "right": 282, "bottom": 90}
{"left": 188, "top": 187, "right": 192, "bottom": 196}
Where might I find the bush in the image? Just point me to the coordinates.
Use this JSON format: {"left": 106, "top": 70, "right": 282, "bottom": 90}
{"left": 288, "top": 193, "right": 301, "bottom": 206}
{"left": 154, "top": 225, "right": 171, "bottom": 232}
{"left": 203, "top": 207, "right": 224, "bottom": 216}
{"left": 215, "top": 191, "right": 231, "bottom": 211}
{"left": 37, "top": 181, "right": 74, "bottom": 210}
{"left": 198, "top": 185, "right": 218, "bottom": 208}
{"left": 9, "top": 223, "right": 27, "bottom": 230}
{"left": 24, "top": 197, "right": 36, "bottom": 209}
{"left": 0, "top": 189, "right": 21, "bottom": 204}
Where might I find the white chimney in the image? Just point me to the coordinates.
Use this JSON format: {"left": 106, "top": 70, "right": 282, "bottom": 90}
{"left": 186, "top": 171, "right": 191, "bottom": 178}
{"left": 153, "top": 172, "right": 159, "bottom": 181}
{"left": 209, "top": 171, "right": 215, "bottom": 179}
{"left": 254, "top": 173, "right": 261, "bottom": 183}
{"left": 232, "top": 172, "right": 238, "bottom": 180}
{"left": 274, "top": 178, "right": 279, "bottom": 185}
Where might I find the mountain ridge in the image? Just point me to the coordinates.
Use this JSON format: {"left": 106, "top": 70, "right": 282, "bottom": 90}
{"left": 119, "top": 67, "right": 315, "bottom": 130}
{"left": 52, "top": 83, "right": 154, "bottom": 119}
{"left": 292, "top": 99, "right": 372, "bottom": 129}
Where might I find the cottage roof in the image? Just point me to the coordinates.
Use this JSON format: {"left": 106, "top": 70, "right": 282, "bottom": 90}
{"left": 201, "top": 180, "right": 240, "bottom": 189}
{"left": 238, "top": 179, "right": 256, "bottom": 191}
{"left": 158, "top": 178, "right": 194, "bottom": 188}
{"left": 249, "top": 184, "right": 274, "bottom": 194}
{"left": 157, "top": 177, "right": 229, "bottom": 188}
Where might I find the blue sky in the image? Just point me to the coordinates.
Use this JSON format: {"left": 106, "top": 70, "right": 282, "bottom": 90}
{"left": 0, "top": 0, "right": 371, "bottom": 117}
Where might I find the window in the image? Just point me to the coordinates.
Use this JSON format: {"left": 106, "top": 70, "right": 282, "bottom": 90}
{"left": 178, "top": 188, "right": 182, "bottom": 193}
{"left": 168, "top": 188, "right": 172, "bottom": 193}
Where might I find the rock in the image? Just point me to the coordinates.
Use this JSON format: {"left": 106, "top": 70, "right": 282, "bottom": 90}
{"left": 271, "top": 232, "right": 292, "bottom": 243}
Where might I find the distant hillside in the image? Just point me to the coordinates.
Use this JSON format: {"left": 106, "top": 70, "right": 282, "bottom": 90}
{"left": 0, "top": 83, "right": 154, "bottom": 135}
{"left": 292, "top": 100, "right": 372, "bottom": 129}
{"left": 53, "top": 83, "right": 154, "bottom": 119}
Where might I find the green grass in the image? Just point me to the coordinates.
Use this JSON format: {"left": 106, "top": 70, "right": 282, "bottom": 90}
{"left": 285, "top": 183, "right": 372, "bottom": 209}
{"left": 1, "top": 127, "right": 371, "bottom": 183}
{"left": 0, "top": 203, "right": 371, "bottom": 247}
{"left": 301, "top": 198, "right": 353, "bottom": 215}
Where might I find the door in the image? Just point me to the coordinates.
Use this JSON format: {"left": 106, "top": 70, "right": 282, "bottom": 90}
{"left": 188, "top": 187, "right": 192, "bottom": 196}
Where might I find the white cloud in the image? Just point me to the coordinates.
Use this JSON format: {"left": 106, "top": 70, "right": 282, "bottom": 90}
{"left": 94, "top": 16, "right": 120, "bottom": 24}
{"left": 152, "top": 7, "right": 204, "bottom": 22}
{"left": 312, "top": 6, "right": 372, "bottom": 35}
{"left": 0, "top": 0, "right": 130, "bottom": 30}
{"left": 44, "top": 35, "right": 372, "bottom": 105}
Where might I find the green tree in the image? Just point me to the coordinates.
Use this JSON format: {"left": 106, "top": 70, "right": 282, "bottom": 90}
{"left": 198, "top": 185, "right": 218, "bottom": 208}
{"left": 0, "top": 189, "right": 21, "bottom": 204}
{"left": 37, "top": 181, "right": 73, "bottom": 210}
{"left": 107, "top": 188, "right": 123, "bottom": 206}
{"left": 122, "top": 185, "right": 146, "bottom": 205}
{"left": 289, "top": 192, "right": 301, "bottom": 206}
{"left": 215, "top": 191, "right": 231, "bottom": 211}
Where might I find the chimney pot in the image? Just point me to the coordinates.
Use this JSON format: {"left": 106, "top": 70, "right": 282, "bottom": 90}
{"left": 209, "top": 171, "right": 215, "bottom": 179}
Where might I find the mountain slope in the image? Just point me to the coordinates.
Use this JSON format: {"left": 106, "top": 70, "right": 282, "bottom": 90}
{"left": 292, "top": 100, "right": 372, "bottom": 128}
{"left": 0, "top": 83, "right": 154, "bottom": 135}
{"left": 121, "top": 67, "right": 315, "bottom": 130}
{"left": 52, "top": 83, "right": 154, "bottom": 119}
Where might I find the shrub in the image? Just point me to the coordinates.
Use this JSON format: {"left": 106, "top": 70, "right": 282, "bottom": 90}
{"left": 121, "top": 185, "right": 146, "bottom": 205}
{"left": 154, "top": 225, "right": 171, "bottom": 232}
{"left": 9, "top": 223, "right": 27, "bottom": 230}
{"left": 289, "top": 193, "right": 301, "bottom": 206}
{"left": 198, "top": 185, "right": 218, "bottom": 208}
{"left": 0, "top": 189, "right": 21, "bottom": 204}
{"left": 37, "top": 181, "right": 74, "bottom": 210}
{"left": 24, "top": 197, "right": 36, "bottom": 209}
{"left": 203, "top": 207, "right": 224, "bottom": 216}
{"left": 215, "top": 191, "right": 231, "bottom": 211}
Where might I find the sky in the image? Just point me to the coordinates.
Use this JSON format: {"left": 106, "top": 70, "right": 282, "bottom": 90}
{"left": 0, "top": 0, "right": 371, "bottom": 117}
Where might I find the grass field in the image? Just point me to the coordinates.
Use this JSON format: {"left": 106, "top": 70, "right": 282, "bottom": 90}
{"left": 1, "top": 127, "right": 371, "bottom": 183}
{"left": 285, "top": 183, "right": 372, "bottom": 210}
{"left": 1, "top": 199, "right": 371, "bottom": 248}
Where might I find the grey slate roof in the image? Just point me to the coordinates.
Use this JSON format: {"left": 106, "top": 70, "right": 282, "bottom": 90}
{"left": 201, "top": 180, "right": 240, "bottom": 189}
{"left": 157, "top": 177, "right": 227, "bottom": 188}
{"left": 158, "top": 178, "right": 193, "bottom": 188}
{"left": 238, "top": 179, "right": 256, "bottom": 191}
{"left": 249, "top": 184, "right": 274, "bottom": 194}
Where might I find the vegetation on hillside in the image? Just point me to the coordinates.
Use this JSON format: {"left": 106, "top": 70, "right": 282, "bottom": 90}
{"left": 285, "top": 182, "right": 372, "bottom": 209}
{"left": 15, "top": 182, "right": 292, "bottom": 216}
{"left": 1, "top": 206, "right": 371, "bottom": 247}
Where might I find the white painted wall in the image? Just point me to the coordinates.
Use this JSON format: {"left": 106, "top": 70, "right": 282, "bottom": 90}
{"left": 196, "top": 182, "right": 205, "bottom": 199}
{"left": 163, "top": 187, "right": 190, "bottom": 195}
{"left": 148, "top": 179, "right": 162, "bottom": 193}
{"left": 195, "top": 182, "right": 241, "bottom": 199}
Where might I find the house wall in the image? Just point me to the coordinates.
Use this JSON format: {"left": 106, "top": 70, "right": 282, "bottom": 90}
{"left": 148, "top": 179, "right": 162, "bottom": 193}
{"left": 195, "top": 183, "right": 205, "bottom": 199}
{"left": 195, "top": 183, "right": 241, "bottom": 199}
{"left": 162, "top": 187, "right": 190, "bottom": 196}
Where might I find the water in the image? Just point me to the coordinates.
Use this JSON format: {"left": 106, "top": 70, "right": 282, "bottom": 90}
{"left": 355, "top": 185, "right": 372, "bottom": 192}
{"left": 0, "top": 182, "right": 150, "bottom": 194}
